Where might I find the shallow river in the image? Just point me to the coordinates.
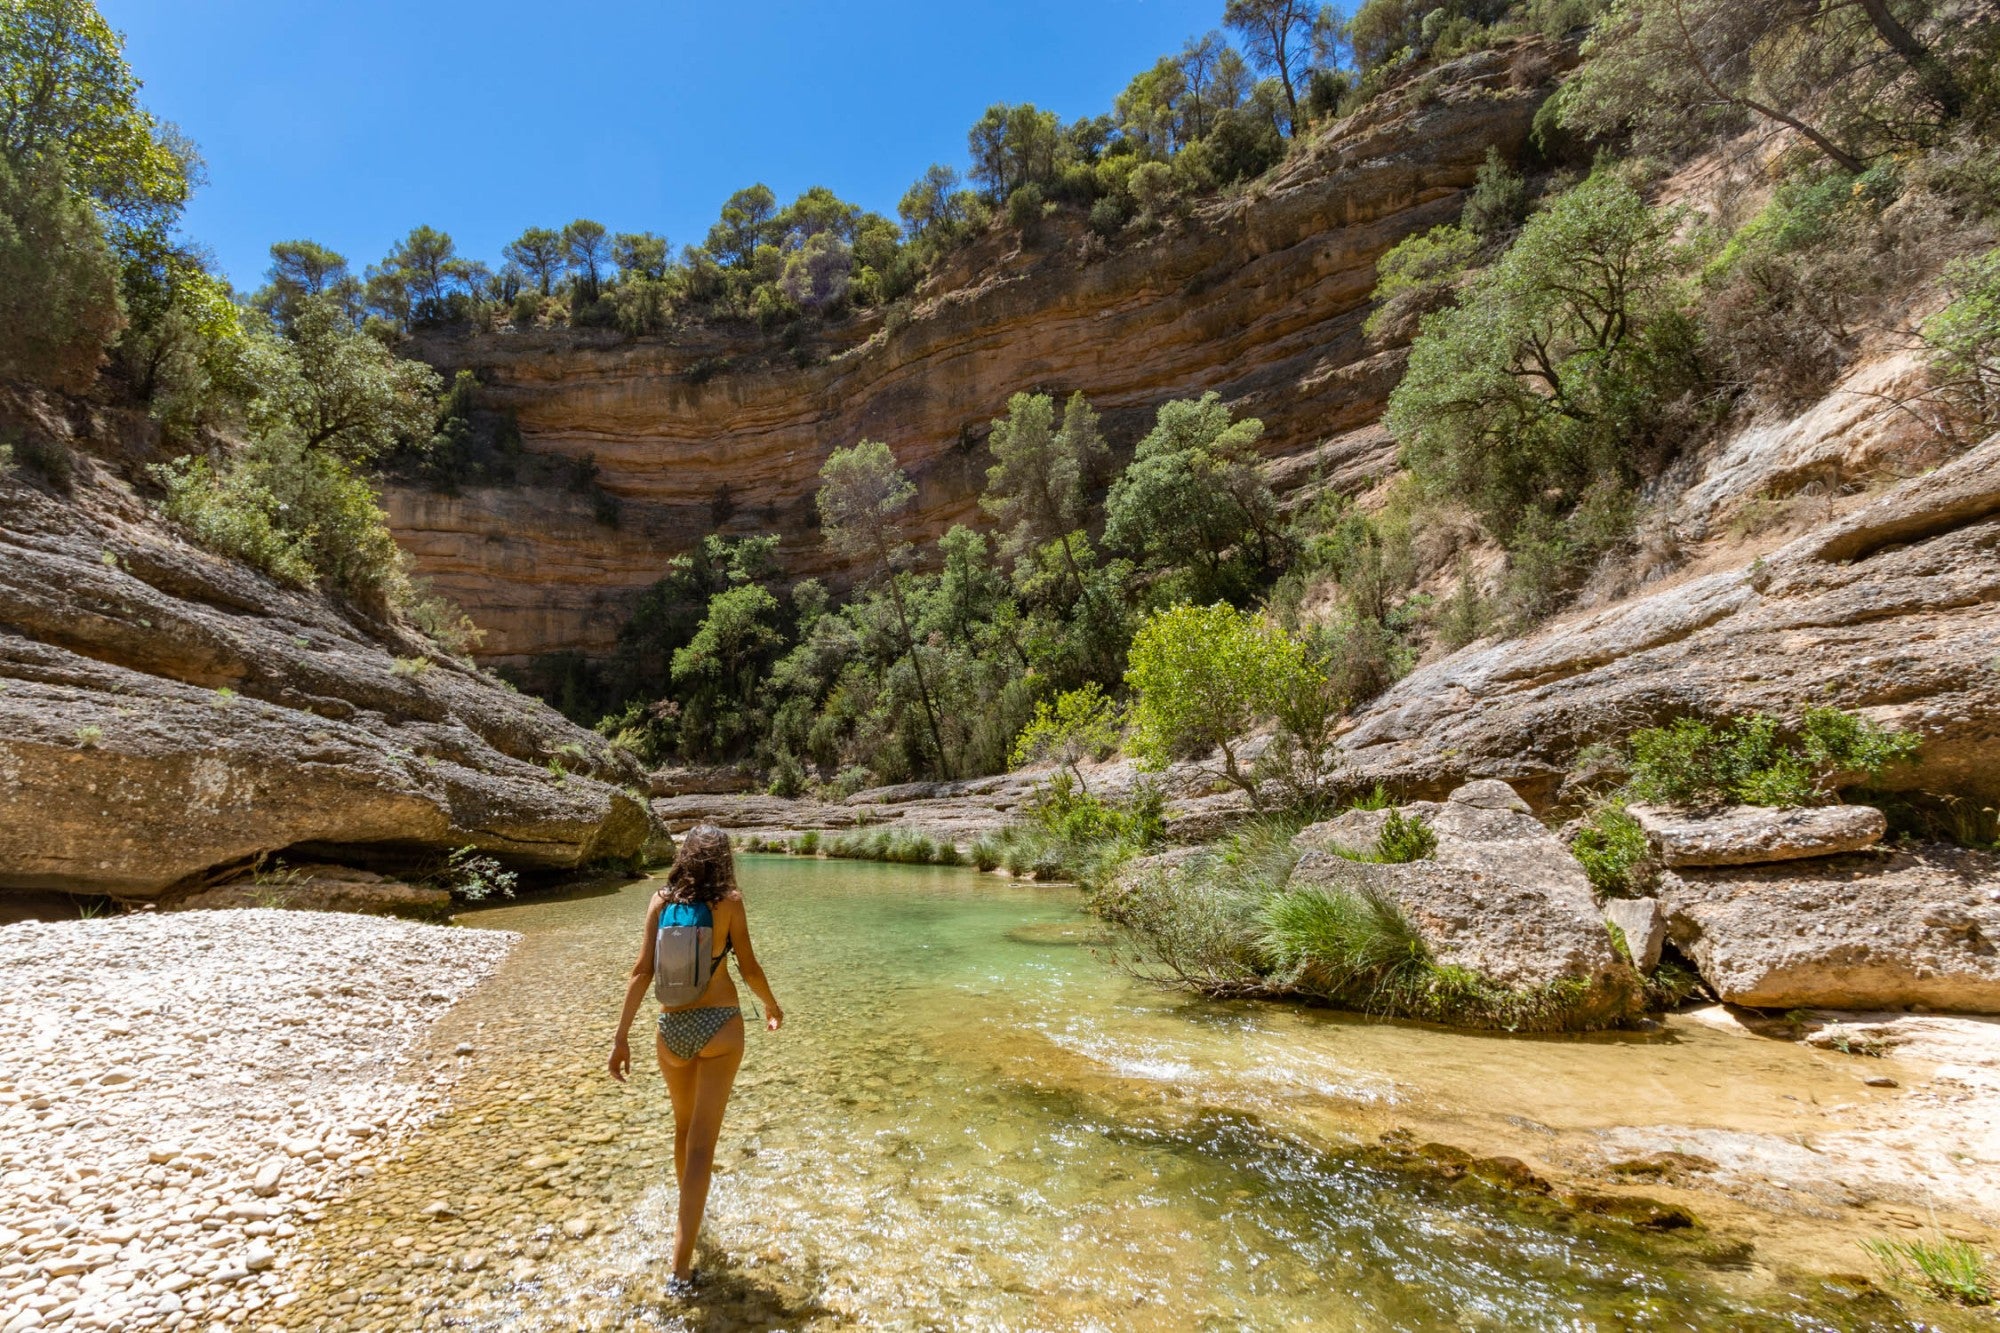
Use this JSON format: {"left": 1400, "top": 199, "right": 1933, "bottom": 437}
{"left": 283, "top": 857, "right": 1961, "bottom": 1330}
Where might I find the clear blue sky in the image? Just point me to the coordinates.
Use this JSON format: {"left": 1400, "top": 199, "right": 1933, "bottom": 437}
{"left": 100, "top": 0, "right": 1224, "bottom": 292}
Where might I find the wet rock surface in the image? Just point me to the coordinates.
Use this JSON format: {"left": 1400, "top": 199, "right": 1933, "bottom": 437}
{"left": 1662, "top": 845, "right": 2000, "bottom": 1010}
{"left": 1630, "top": 803, "right": 1887, "bottom": 867}
{"left": 0, "top": 427, "right": 659, "bottom": 900}
{"left": 0, "top": 909, "right": 514, "bottom": 1333}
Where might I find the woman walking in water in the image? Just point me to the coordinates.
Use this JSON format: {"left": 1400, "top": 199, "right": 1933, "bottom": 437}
{"left": 609, "top": 824, "right": 783, "bottom": 1290}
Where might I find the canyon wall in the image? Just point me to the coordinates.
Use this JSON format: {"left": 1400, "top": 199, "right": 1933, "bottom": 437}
{"left": 0, "top": 391, "right": 661, "bottom": 899}
{"left": 386, "top": 42, "right": 1565, "bottom": 665}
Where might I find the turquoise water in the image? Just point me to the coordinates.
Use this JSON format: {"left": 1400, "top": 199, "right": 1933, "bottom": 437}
{"left": 283, "top": 856, "right": 1953, "bottom": 1330}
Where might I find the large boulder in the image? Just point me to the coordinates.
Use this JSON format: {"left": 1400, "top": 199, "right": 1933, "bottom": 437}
{"left": 1629, "top": 803, "right": 1885, "bottom": 867}
{"left": 0, "top": 405, "right": 661, "bottom": 899}
{"left": 1291, "top": 782, "right": 1641, "bottom": 1026}
{"left": 1660, "top": 845, "right": 2000, "bottom": 1012}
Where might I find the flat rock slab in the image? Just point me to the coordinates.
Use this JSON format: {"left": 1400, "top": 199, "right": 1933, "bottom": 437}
{"left": 1661, "top": 844, "right": 2000, "bottom": 1012}
{"left": 1630, "top": 804, "right": 1886, "bottom": 867}
{"left": 171, "top": 866, "right": 452, "bottom": 919}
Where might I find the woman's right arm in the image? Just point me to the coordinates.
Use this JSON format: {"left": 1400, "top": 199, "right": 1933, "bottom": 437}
{"left": 728, "top": 899, "right": 783, "bottom": 1031}
{"left": 609, "top": 890, "right": 667, "bottom": 1081}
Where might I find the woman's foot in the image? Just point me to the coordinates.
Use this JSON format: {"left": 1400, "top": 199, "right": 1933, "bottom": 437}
{"left": 666, "top": 1269, "right": 699, "bottom": 1298}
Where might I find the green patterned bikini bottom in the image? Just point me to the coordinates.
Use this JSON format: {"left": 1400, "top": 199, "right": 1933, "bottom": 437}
{"left": 656, "top": 1006, "right": 740, "bottom": 1059}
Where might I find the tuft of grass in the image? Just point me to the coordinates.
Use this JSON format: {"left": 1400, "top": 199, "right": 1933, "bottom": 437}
{"left": 1375, "top": 809, "right": 1436, "bottom": 863}
{"left": 1349, "top": 783, "right": 1394, "bottom": 812}
{"left": 1259, "top": 880, "right": 1429, "bottom": 998}
{"left": 1571, "top": 803, "right": 1653, "bottom": 897}
{"left": 73, "top": 724, "right": 103, "bottom": 749}
{"left": 820, "top": 827, "right": 965, "bottom": 867}
{"left": 1863, "top": 1235, "right": 1994, "bottom": 1305}
{"left": 392, "top": 655, "right": 434, "bottom": 677}
{"left": 792, "top": 830, "right": 821, "bottom": 856}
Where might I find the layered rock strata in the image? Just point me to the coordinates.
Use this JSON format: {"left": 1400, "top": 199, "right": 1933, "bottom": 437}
{"left": 384, "top": 43, "right": 1564, "bottom": 663}
{"left": 1661, "top": 845, "right": 2000, "bottom": 1011}
{"left": 0, "top": 402, "right": 659, "bottom": 900}
{"left": 1629, "top": 804, "right": 1888, "bottom": 867}
{"left": 1342, "top": 431, "right": 2000, "bottom": 807}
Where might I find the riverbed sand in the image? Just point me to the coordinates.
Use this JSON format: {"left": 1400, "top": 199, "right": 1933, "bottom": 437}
{"left": 0, "top": 909, "right": 515, "bottom": 1333}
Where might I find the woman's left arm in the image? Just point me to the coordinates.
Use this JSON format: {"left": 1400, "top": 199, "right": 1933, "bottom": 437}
{"left": 728, "top": 899, "right": 783, "bottom": 1031}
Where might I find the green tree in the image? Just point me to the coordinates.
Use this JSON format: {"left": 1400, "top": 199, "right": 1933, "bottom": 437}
{"left": 707, "top": 184, "right": 777, "bottom": 269}
{"left": 778, "top": 231, "right": 852, "bottom": 310}
{"left": 612, "top": 230, "right": 669, "bottom": 280}
{"left": 967, "top": 103, "right": 1062, "bottom": 201}
{"left": 816, "top": 440, "right": 951, "bottom": 776}
{"left": 1177, "top": 31, "right": 1235, "bottom": 140}
{"left": 1557, "top": 0, "right": 1979, "bottom": 173}
{"left": 1116, "top": 58, "right": 1189, "bottom": 158}
{"left": 981, "top": 390, "right": 1106, "bottom": 598}
{"left": 0, "top": 0, "right": 189, "bottom": 224}
{"left": 1010, "top": 682, "right": 1122, "bottom": 792}
{"left": 1223, "top": 0, "right": 1339, "bottom": 135}
{"left": 899, "top": 164, "right": 966, "bottom": 239}
{"left": 1385, "top": 174, "right": 1699, "bottom": 546}
{"left": 254, "top": 239, "right": 358, "bottom": 327}
{"left": 244, "top": 293, "right": 443, "bottom": 463}
{"left": 670, "top": 582, "right": 786, "bottom": 759}
{"left": 1124, "top": 602, "right": 1316, "bottom": 808}
{"left": 503, "top": 226, "right": 566, "bottom": 296}
{"left": 368, "top": 225, "right": 461, "bottom": 324}
{"left": 0, "top": 155, "right": 124, "bottom": 392}
{"left": 1104, "top": 392, "right": 1282, "bottom": 603}
{"left": 563, "top": 218, "right": 610, "bottom": 302}
{"left": 1923, "top": 248, "right": 2000, "bottom": 434}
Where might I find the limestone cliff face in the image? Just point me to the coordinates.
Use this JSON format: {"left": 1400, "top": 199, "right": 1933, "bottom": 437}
{"left": 0, "top": 393, "right": 660, "bottom": 899}
{"left": 386, "top": 42, "right": 1565, "bottom": 664}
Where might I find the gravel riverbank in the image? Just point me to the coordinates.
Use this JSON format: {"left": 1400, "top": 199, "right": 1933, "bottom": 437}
{"left": 0, "top": 910, "right": 515, "bottom": 1333}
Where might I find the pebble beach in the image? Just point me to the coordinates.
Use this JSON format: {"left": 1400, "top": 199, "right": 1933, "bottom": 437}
{"left": 0, "top": 910, "right": 516, "bottom": 1333}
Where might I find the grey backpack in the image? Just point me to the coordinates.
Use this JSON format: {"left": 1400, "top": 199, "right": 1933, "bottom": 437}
{"left": 654, "top": 901, "right": 717, "bottom": 1007}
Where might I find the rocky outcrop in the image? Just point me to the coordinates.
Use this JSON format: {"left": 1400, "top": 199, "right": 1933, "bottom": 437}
{"left": 1342, "top": 431, "right": 2000, "bottom": 807}
{"left": 1629, "top": 803, "right": 1887, "bottom": 867}
{"left": 1659, "top": 845, "right": 2000, "bottom": 1011}
{"left": 169, "top": 865, "right": 452, "bottom": 919}
{"left": 0, "top": 403, "right": 660, "bottom": 901}
{"left": 383, "top": 43, "right": 1565, "bottom": 664}
{"left": 1291, "top": 782, "right": 1641, "bottom": 1024}
{"left": 648, "top": 764, "right": 758, "bottom": 798}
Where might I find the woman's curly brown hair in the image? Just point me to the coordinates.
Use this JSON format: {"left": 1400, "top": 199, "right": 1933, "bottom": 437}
{"left": 662, "top": 823, "right": 738, "bottom": 905}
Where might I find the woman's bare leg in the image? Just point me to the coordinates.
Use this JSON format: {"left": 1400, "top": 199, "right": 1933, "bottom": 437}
{"left": 657, "top": 1035, "right": 698, "bottom": 1183}
{"left": 655, "top": 1018, "right": 745, "bottom": 1280}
